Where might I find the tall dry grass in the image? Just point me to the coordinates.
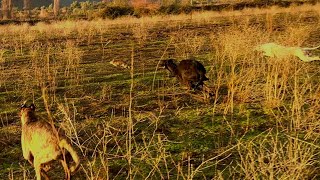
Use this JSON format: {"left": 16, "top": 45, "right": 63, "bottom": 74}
{"left": 206, "top": 10, "right": 320, "bottom": 178}
{"left": 2, "top": 3, "right": 320, "bottom": 180}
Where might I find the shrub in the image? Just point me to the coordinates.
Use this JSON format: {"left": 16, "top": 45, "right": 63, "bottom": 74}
{"left": 100, "top": 6, "right": 135, "bottom": 19}
{"left": 158, "top": 4, "right": 193, "bottom": 15}
{"left": 133, "top": 3, "right": 160, "bottom": 17}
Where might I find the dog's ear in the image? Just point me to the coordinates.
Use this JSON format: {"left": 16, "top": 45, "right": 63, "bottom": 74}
{"left": 160, "top": 60, "right": 169, "bottom": 68}
{"left": 29, "top": 104, "right": 36, "bottom": 111}
{"left": 161, "top": 59, "right": 175, "bottom": 67}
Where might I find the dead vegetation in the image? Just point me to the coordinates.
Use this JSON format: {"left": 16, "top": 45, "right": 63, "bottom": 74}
{"left": 1, "top": 3, "right": 320, "bottom": 179}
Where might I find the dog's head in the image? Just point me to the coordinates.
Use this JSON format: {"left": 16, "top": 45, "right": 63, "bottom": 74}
{"left": 20, "top": 103, "right": 36, "bottom": 125}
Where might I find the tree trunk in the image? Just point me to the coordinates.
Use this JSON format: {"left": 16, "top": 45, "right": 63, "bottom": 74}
{"left": 8, "top": 0, "right": 11, "bottom": 18}
{"left": 1, "top": 0, "right": 7, "bottom": 19}
{"left": 53, "top": 0, "right": 60, "bottom": 17}
{"left": 2, "top": 0, "right": 12, "bottom": 20}
{"left": 23, "top": 0, "right": 31, "bottom": 18}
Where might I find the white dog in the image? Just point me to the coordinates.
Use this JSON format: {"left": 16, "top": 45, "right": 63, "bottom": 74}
{"left": 255, "top": 42, "right": 320, "bottom": 62}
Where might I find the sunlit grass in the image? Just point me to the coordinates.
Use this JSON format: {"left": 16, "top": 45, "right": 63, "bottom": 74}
{"left": 1, "top": 3, "right": 320, "bottom": 179}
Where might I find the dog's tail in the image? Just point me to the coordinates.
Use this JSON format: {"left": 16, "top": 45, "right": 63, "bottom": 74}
{"left": 302, "top": 44, "right": 320, "bottom": 50}
{"left": 59, "top": 139, "right": 80, "bottom": 173}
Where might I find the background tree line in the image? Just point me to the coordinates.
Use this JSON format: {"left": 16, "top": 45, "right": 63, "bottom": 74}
{"left": 1, "top": 0, "right": 60, "bottom": 19}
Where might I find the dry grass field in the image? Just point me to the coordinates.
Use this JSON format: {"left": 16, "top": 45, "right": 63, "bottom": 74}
{"left": 1, "top": 3, "right": 320, "bottom": 179}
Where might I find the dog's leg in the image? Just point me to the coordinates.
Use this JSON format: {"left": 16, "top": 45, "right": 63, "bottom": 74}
{"left": 296, "top": 51, "right": 320, "bottom": 62}
{"left": 302, "top": 44, "right": 320, "bottom": 51}
{"left": 305, "top": 56, "right": 320, "bottom": 62}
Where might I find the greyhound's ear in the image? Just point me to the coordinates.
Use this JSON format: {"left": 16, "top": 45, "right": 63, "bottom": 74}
{"left": 29, "top": 104, "right": 36, "bottom": 111}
